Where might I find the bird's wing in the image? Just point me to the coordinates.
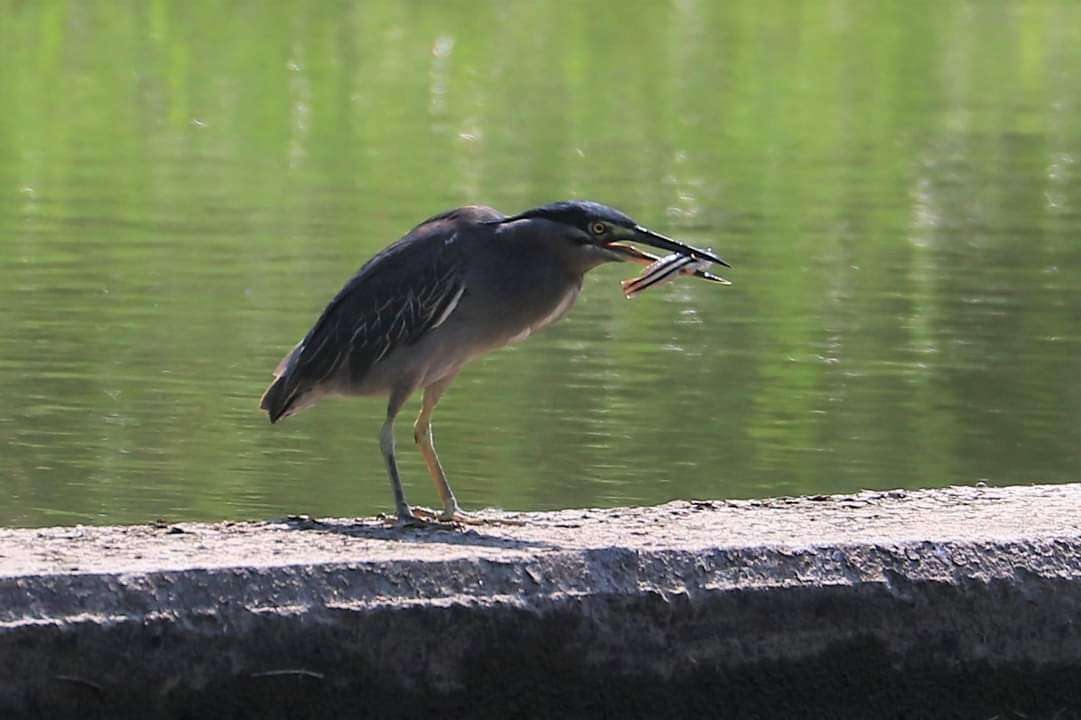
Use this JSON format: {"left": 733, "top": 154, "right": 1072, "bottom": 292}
{"left": 265, "top": 209, "right": 495, "bottom": 418}
{"left": 295, "top": 235, "right": 464, "bottom": 386}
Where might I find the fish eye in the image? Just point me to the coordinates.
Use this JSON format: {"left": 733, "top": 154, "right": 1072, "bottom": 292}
{"left": 590, "top": 222, "right": 608, "bottom": 236}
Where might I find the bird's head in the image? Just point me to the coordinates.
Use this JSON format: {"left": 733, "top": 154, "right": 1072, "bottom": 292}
{"left": 491, "top": 200, "right": 730, "bottom": 272}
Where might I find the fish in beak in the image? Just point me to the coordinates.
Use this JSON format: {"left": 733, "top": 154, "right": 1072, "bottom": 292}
{"left": 603, "top": 226, "right": 731, "bottom": 291}
{"left": 621, "top": 252, "right": 730, "bottom": 298}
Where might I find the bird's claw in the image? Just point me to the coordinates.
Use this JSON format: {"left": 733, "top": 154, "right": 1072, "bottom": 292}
{"left": 380, "top": 506, "right": 525, "bottom": 529}
{"left": 380, "top": 507, "right": 458, "bottom": 530}
{"left": 421, "top": 506, "right": 525, "bottom": 526}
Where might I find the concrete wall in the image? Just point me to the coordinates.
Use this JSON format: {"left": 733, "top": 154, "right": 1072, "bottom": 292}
{"left": 3, "top": 484, "right": 1081, "bottom": 719}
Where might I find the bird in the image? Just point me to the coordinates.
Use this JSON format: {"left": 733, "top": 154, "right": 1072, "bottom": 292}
{"left": 260, "top": 200, "right": 730, "bottom": 526}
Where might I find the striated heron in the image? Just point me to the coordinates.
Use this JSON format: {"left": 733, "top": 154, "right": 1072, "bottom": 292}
{"left": 260, "top": 201, "right": 730, "bottom": 526}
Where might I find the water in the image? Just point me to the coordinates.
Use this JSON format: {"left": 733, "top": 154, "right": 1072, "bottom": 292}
{"left": 2, "top": 1, "right": 1080, "bottom": 527}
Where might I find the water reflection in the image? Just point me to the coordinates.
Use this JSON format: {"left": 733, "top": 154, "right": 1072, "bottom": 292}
{"left": 1, "top": 0, "right": 1080, "bottom": 526}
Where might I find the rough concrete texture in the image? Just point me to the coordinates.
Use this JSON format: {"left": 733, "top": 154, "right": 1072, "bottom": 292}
{"left": 3, "top": 484, "right": 1081, "bottom": 719}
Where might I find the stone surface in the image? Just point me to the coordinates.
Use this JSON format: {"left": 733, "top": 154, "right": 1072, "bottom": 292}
{"left": 3, "top": 484, "right": 1081, "bottom": 719}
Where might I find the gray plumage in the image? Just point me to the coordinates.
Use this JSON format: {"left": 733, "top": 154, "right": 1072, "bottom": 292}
{"left": 262, "top": 207, "right": 476, "bottom": 422}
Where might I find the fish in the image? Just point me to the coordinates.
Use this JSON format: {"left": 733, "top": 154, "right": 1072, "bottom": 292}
{"left": 620, "top": 249, "right": 730, "bottom": 299}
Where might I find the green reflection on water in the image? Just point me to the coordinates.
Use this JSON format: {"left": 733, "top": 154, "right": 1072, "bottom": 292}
{"left": 2, "top": 0, "right": 1080, "bottom": 526}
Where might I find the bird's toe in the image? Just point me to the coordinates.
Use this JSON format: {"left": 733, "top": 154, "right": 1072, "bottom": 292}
{"left": 383, "top": 506, "right": 459, "bottom": 530}
{"left": 439, "top": 508, "right": 525, "bottom": 526}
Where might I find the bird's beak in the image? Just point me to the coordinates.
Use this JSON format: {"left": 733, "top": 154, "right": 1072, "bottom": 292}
{"left": 626, "top": 226, "right": 731, "bottom": 268}
{"left": 601, "top": 228, "right": 730, "bottom": 268}
{"left": 601, "top": 242, "right": 659, "bottom": 265}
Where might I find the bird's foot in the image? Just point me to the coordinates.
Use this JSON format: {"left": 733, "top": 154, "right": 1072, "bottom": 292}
{"left": 425, "top": 505, "right": 525, "bottom": 526}
{"left": 380, "top": 506, "right": 524, "bottom": 528}
{"left": 381, "top": 507, "right": 459, "bottom": 530}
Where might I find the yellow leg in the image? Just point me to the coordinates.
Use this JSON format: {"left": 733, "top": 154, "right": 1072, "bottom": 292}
{"left": 411, "top": 375, "right": 524, "bottom": 526}
{"left": 413, "top": 375, "right": 461, "bottom": 517}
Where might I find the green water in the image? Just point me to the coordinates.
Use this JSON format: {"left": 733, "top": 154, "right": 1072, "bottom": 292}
{"left": 2, "top": 1, "right": 1080, "bottom": 527}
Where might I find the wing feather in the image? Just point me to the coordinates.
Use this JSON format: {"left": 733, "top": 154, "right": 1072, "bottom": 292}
{"left": 261, "top": 207, "right": 497, "bottom": 421}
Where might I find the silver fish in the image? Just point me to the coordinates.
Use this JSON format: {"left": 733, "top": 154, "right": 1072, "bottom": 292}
{"left": 621, "top": 251, "right": 730, "bottom": 298}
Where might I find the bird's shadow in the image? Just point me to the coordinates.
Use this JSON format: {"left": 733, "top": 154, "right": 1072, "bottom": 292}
{"left": 277, "top": 515, "right": 558, "bottom": 551}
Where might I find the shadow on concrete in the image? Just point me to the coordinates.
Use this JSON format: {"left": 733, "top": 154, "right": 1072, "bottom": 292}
{"left": 277, "top": 516, "right": 558, "bottom": 551}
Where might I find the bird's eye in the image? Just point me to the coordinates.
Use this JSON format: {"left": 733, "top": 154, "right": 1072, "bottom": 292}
{"left": 590, "top": 222, "right": 608, "bottom": 236}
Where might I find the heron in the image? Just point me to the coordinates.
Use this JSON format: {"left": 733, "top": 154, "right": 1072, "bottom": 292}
{"left": 260, "top": 201, "right": 730, "bottom": 526}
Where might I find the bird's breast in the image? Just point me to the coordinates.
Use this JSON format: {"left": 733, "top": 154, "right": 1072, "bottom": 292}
{"left": 506, "top": 283, "right": 580, "bottom": 344}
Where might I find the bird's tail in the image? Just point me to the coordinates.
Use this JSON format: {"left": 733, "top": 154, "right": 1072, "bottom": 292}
{"left": 260, "top": 343, "right": 302, "bottom": 423}
{"left": 259, "top": 375, "right": 295, "bottom": 424}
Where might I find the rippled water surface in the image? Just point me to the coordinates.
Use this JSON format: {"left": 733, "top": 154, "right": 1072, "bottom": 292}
{"left": 2, "top": 1, "right": 1081, "bottom": 526}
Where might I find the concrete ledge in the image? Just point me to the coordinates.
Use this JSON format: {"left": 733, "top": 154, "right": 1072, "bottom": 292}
{"left": 3, "top": 484, "right": 1081, "bottom": 719}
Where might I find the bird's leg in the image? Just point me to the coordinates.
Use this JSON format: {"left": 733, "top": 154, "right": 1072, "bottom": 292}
{"left": 412, "top": 376, "right": 523, "bottom": 526}
{"left": 412, "top": 375, "right": 467, "bottom": 521}
{"left": 379, "top": 418, "right": 415, "bottom": 524}
{"left": 380, "top": 389, "right": 426, "bottom": 526}
{"left": 379, "top": 386, "right": 461, "bottom": 529}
